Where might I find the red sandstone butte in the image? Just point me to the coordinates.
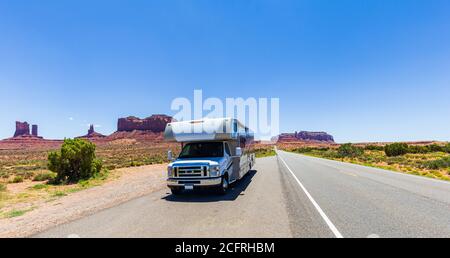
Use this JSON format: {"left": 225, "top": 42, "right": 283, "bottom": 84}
{"left": 117, "top": 115, "right": 173, "bottom": 132}
{"left": 14, "top": 121, "right": 30, "bottom": 137}
{"left": 76, "top": 124, "right": 106, "bottom": 140}
{"left": 107, "top": 114, "right": 173, "bottom": 141}
{"left": 276, "top": 131, "right": 335, "bottom": 143}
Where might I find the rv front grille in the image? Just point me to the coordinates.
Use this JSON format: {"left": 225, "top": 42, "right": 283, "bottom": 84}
{"left": 175, "top": 166, "right": 205, "bottom": 177}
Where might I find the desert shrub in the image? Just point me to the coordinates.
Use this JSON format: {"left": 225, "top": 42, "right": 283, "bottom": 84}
{"left": 32, "top": 172, "right": 56, "bottom": 182}
{"left": 0, "top": 183, "right": 6, "bottom": 191}
{"left": 337, "top": 143, "right": 363, "bottom": 158}
{"left": 424, "top": 157, "right": 450, "bottom": 170}
{"left": 48, "top": 139, "right": 103, "bottom": 184}
{"left": 427, "top": 144, "right": 444, "bottom": 153}
{"left": 15, "top": 170, "right": 34, "bottom": 179}
{"left": 129, "top": 161, "right": 144, "bottom": 167}
{"left": 408, "top": 144, "right": 445, "bottom": 154}
{"left": 293, "top": 147, "right": 314, "bottom": 153}
{"left": 31, "top": 184, "right": 48, "bottom": 190}
{"left": 253, "top": 148, "right": 276, "bottom": 158}
{"left": 384, "top": 143, "right": 409, "bottom": 157}
{"left": 408, "top": 145, "right": 429, "bottom": 154}
{"left": 364, "top": 145, "right": 384, "bottom": 151}
{"left": 11, "top": 176, "right": 24, "bottom": 183}
{"left": 106, "top": 164, "right": 117, "bottom": 170}
{"left": 0, "top": 171, "right": 9, "bottom": 179}
{"left": 443, "top": 143, "right": 450, "bottom": 154}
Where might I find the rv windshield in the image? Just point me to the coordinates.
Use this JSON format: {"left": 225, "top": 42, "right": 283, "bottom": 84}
{"left": 178, "top": 142, "right": 224, "bottom": 158}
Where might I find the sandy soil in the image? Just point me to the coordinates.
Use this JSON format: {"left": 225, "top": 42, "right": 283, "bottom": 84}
{"left": 0, "top": 164, "right": 167, "bottom": 238}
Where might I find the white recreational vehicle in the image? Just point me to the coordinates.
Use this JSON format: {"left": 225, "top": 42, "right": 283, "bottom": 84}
{"left": 164, "top": 118, "right": 255, "bottom": 195}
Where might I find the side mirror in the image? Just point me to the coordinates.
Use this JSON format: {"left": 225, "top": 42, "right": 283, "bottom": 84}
{"left": 167, "top": 150, "right": 173, "bottom": 161}
{"left": 235, "top": 147, "right": 242, "bottom": 157}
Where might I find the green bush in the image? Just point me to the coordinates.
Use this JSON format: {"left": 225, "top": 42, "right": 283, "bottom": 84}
{"left": 408, "top": 145, "right": 429, "bottom": 154}
{"left": 384, "top": 143, "right": 409, "bottom": 157}
{"left": 443, "top": 143, "right": 450, "bottom": 154}
{"left": 337, "top": 143, "right": 363, "bottom": 158}
{"left": 408, "top": 144, "right": 446, "bottom": 154}
{"left": 48, "top": 139, "right": 103, "bottom": 184}
{"left": 424, "top": 157, "right": 450, "bottom": 170}
{"left": 364, "top": 145, "right": 384, "bottom": 151}
{"left": 31, "top": 184, "right": 48, "bottom": 190}
{"left": 427, "top": 144, "right": 444, "bottom": 153}
{"left": 0, "top": 183, "right": 6, "bottom": 191}
{"left": 293, "top": 147, "right": 314, "bottom": 153}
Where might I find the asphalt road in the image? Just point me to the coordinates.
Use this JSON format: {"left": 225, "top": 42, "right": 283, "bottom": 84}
{"left": 35, "top": 150, "right": 450, "bottom": 238}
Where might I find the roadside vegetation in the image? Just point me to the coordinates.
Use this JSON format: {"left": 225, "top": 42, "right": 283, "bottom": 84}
{"left": 0, "top": 140, "right": 178, "bottom": 184}
{"left": 281, "top": 142, "right": 450, "bottom": 181}
{"left": 252, "top": 146, "right": 276, "bottom": 158}
{"left": 0, "top": 139, "right": 179, "bottom": 218}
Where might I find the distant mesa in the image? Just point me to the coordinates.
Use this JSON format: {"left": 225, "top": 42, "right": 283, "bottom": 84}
{"left": 12, "top": 121, "right": 43, "bottom": 139}
{"left": 276, "top": 131, "right": 335, "bottom": 143}
{"left": 117, "top": 114, "right": 173, "bottom": 132}
{"left": 76, "top": 124, "right": 106, "bottom": 139}
{"left": 108, "top": 114, "right": 173, "bottom": 141}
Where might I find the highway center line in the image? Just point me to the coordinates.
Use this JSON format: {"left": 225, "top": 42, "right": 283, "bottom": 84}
{"left": 277, "top": 151, "right": 344, "bottom": 238}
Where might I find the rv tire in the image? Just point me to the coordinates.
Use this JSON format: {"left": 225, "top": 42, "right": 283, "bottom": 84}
{"left": 216, "top": 175, "right": 229, "bottom": 195}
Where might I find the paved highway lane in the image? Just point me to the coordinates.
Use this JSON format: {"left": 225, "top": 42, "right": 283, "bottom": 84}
{"left": 277, "top": 150, "right": 450, "bottom": 238}
{"left": 35, "top": 152, "right": 450, "bottom": 238}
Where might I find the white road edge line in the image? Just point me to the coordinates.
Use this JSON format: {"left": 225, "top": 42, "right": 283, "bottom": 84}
{"left": 277, "top": 152, "right": 344, "bottom": 238}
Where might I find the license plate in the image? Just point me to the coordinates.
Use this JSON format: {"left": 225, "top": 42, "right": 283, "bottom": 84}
{"left": 184, "top": 185, "right": 194, "bottom": 190}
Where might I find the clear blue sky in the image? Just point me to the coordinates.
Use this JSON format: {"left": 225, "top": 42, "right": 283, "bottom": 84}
{"left": 1, "top": 0, "right": 449, "bottom": 142}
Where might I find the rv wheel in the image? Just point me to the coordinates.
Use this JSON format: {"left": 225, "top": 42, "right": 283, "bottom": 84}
{"left": 217, "top": 175, "right": 229, "bottom": 195}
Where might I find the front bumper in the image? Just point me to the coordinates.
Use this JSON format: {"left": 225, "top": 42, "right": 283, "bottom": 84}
{"left": 167, "top": 177, "right": 222, "bottom": 188}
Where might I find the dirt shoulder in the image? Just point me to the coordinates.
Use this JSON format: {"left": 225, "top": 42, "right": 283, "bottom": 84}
{"left": 0, "top": 164, "right": 167, "bottom": 238}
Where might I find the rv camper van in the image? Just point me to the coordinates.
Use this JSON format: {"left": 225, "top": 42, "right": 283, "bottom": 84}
{"left": 164, "top": 118, "right": 255, "bottom": 195}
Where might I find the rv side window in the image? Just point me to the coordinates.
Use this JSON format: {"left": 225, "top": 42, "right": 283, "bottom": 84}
{"left": 224, "top": 143, "right": 231, "bottom": 156}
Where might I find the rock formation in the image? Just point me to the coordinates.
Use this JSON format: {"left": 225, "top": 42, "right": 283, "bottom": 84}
{"left": 14, "top": 121, "right": 30, "bottom": 137}
{"left": 76, "top": 124, "right": 106, "bottom": 139}
{"left": 107, "top": 114, "right": 173, "bottom": 141}
{"left": 277, "top": 131, "right": 335, "bottom": 143}
{"left": 88, "top": 124, "right": 95, "bottom": 135}
{"left": 7, "top": 121, "right": 43, "bottom": 140}
{"left": 117, "top": 115, "right": 173, "bottom": 132}
{"left": 32, "top": 125, "right": 38, "bottom": 137}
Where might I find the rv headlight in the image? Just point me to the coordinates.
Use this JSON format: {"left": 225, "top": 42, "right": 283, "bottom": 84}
{"left": 209, "top": 165, "right": 220, "bottom": 177}
{"left": 167, "top": 166, "right": 173, "bottom": 177}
